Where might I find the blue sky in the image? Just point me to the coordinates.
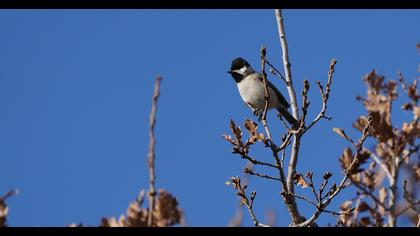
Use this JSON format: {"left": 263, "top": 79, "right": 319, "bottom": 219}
{"left": 0, "top": 9, "right": 419, "bottom": 227}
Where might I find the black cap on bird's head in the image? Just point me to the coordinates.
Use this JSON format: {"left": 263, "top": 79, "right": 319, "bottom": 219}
{"left": 227, "top": 57, "right": 253, "bottom": 82}
{"left": 230, "top": 57, "right": 250, "bottom": 71}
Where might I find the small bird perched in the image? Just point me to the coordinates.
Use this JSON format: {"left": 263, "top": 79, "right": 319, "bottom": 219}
{"left": 228, "top": 57, "right": 298, "bottom": 127}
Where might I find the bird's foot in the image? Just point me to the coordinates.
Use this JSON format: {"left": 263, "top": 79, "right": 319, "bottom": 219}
{"left": 253, "top": 109, "right": 263, "bottom": 121}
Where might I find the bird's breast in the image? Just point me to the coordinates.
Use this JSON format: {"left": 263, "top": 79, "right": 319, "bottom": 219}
{"left": 237, "top": 75, "right": 276, "bottom": 109}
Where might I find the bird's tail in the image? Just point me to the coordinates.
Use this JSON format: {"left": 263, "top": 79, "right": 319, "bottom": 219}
{"left": 276, "top": 105, "right": 299, "bottom": 127}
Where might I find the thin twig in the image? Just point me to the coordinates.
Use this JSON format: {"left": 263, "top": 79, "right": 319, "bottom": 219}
{"left": 302, "top": 59, "right": 336, "bottom": 135}
{"left": 282, "top": 192, "right": 318, "bottom": 208}
{"left": 244, "top": 168, "right": 281, "bottom": 182}
{"left": 228, "top": 177, "right": 269, "bottom": 227}
{"left": 147, "top": 76, "right": 162, "bottom": 226}
{"left": 307, "top": 174, "right": 320, "bottom": 203}
{"left": 277, "top": 130, "right": 293, "bottom": 151}
{"left": 266, "top": 59, "right": 287, "bottom": 84}
{"left": 0, "top": 189, "right": 19, "bottom": 201}
{"left": 260, "top": 46, "right": 272, "bottom": 141}
{"left": 240, "top": 154, "right": 278, "bottom": 169}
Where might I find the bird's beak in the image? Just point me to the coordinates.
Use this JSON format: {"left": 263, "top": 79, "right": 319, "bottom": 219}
{"left": 227, "top": 71, "right": 232, "bottom": 74}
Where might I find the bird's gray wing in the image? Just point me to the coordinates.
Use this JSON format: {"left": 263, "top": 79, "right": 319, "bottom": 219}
{"left": 257, "top": 73, "right": 290, "bottom": 108}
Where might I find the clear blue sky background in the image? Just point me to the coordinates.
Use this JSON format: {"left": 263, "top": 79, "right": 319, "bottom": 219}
{"left": 0, "top": 10, "right": 419, "bottom": 227}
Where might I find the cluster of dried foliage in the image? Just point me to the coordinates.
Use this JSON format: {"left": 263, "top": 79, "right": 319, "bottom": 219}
{"left": 337, "top": 64, "right": 419, "bottom": 227}
{"left": 1, "top": 10, "right": 418, "bottom": 228}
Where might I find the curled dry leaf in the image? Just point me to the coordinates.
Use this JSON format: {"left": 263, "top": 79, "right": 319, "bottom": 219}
{"left": 401, "top": 121, "right": 420, "bottom": 145}
{"left": 339, "top": 148, "right": 353, "bottom": 170}
{"left": 375, "top": 142, "right": 392, "bottom": 164}
{"left": 339, "top": 202, "right": 355, "bottom": 227}
{"left": 357, "top": 201, "right": 370, "bottom": 212}
{"left": 0, "top": 201, "right": 7, "bottom": 227}
{"left": 406, "top": 80, "right": 419, "bottom": 102}
{"left": 244, "top": 119, "right": 264, "bottom": 144}
{"left": 340, "top": 200, "right": 353, "bottom": 211}
{"left": 414, "top": 106, "right": 420, "bottom": 119}
{"left": 153, "top": 190, "right": 183, "bottom": 227}
{"left": 360, "top": 217, "right": 371, "bottom": 226}
{"left": 333, "top": 127, "right": 354, "bottom": 144}
{"left": 378, "top": 187, "right": 387, "bottom": 214}
{"left": 230, "top": 119, "right": 243, "bottom": 147}
{"left": 293, "top": 173, "right": 309, "bottom": 188}
{"left": 354, "top": 71, "right": 397, "bottom": 142}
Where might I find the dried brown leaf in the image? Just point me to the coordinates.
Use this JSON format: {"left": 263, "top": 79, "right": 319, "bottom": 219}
{"left": 402, "top": 121, "right": 420, "bottom": 145}
{"left": 360, "top": 217, "right": 371, "bottom": 226}
{"left": 153, "top": 190, "right": 183, "bottom": 227}
{"left": 100, "top": 217, "right": 122, "bottom": 227}
{"left": 407, "top": 81, "right": 419, "bottom": 102}
{"left": 357, "top": 201, "right": 370, "bottom": 212}
{"left": 379, "top": 187, "right": 387, "bottom": 204}
{"left": 230, "top": 119, "right": 243, "bottom": 147}
{"left": 340, "top": 200, "right": 353, "bottom": 211}
{"left": 333, "top": 127, "right": 354, "bottom": 143}
{"left": 363, "top": 172, "right": 376, "bottom": 189}
{"left": 375, "top": 142, "right": 392, "bottom": 164}
{"left": 339, "top": 148, "right": 353, "bottom": 170}
{"left": 223, "top": 134, "right": 236, "bottom": 146}
{"left": 0, "top": 202, "right": 7, "bottom": 227}
{"left": 244, "top": 119, "right": 258, "bottom": 134}
{"left": 414, "top": 106, "right": 420, "bottom": 119}
{"left": 355, "top": 71, "right": 396, "bottom": 142}
{"left": 244, "top": 119, "right": 263, "bottom": 144}
{"left": 293, "top": 173, "right": 309, "bottom": 188}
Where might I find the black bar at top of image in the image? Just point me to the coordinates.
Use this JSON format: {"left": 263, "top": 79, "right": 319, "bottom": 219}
{"left": 0, "top": 0, "right": 419, "bottom": 9}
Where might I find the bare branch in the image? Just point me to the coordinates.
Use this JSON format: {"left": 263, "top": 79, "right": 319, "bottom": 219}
{"left": 0, "top": 189, "right": 19, "bottom": 201}
{"left": 226, "top": 177, "right": 269, "bottom": 227}
{"left": 266, "top": 59, "right": 287, "bottom": 84}
{"left": 302, "top": 59, "right": 337, "bottom": 135}
{"left": 240, "top": 154, "right": 278, "bottom": 169}
{"left": 296, "top": 116, "right": 372, "bottom": 227}
{"left": 275, "top": 9, "right": 304, "bottom": 225}
{"left": 244, "top": 167, "right": 281, "bottom": 182}
{"left": 147, "top": 76, "right": 162, "bottom": 226}
{"left": 260, "top": 46, "right": 273, "bottom": 141}
{"left": 282, "top": 191, "right": 318, "bottom": 208}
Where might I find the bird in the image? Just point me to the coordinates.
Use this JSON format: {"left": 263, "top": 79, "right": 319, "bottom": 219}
{"left": 227, "top": 57, "right": 299, "bottom": 127}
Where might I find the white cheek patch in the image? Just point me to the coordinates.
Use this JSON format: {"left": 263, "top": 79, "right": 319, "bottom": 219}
{"left": 233, "top": 66, "right": 248, "bottom": 75}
